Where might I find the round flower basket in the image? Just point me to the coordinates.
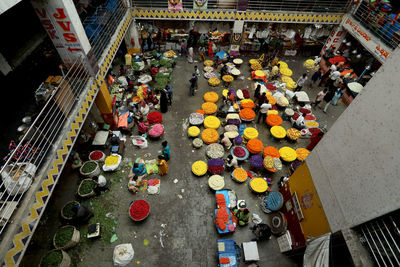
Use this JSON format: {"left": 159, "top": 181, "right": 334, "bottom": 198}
{"left": 208, "top": 175, "right": 225, "bottom": 191}
{"left": 208, "top": 77, "right": 221, "bottom": 87}
{"left": 189, "top": 113, "right": 204, "bottom": 126}
{"left": 250, "top": 155, "right": 263, "bottom": 170}
{"left": 249, "top": 177, "right": 269, "bottom": 194}
{"left": 279, "top": 147, "right": 297, "bottom": 163}
{"left": 204, "top": 116, "right": 221, "bottom": 129}
{"left": 263, "top": 156, "right": 274, "bottom": 169}
{"left": 224, "top": 131, "right": 239, "bottom": 139}
{"left": 129, "top": 200, "right": 150, "bottom": 222}
{"left": 233, "top": 58, "right": 243, "bottom": 67}
{"left": 286, "top": 128, "right": 301, "bottom": 142}
{"left": 224, "top": 125, "right": 238, "bottom": 132}
{"left": 231, "top": 168, "right": 248, "bottom": 183}
{"left": 201, "top": 128, "right": 219, "bottom": 144}
{"left": 61, "top": 201, "right": 79, "bottom": 221}
{"left": 280, "top": 67, "right": 293, "bottom": 77}
{"left": 147, "top": 111, "right": 163, "bottom": 124}
{"left": 192, "top": 161, "right": 208, "bottom": 176}
{"left": 89, "top": 151, "right": 105, "bottom": 162}
{"left": 222, "top": 75, "right": 233, "bottom": 83}
{"left": 192, "top": 138, "right": 204, "bottom": 149}
{"left": 266, "top": 114, "right": 283, "bottom": 127}
{"left": 204, "top": 60, "right": 213, "bottom": 66}
{"left": 276, "top": 97, "right": 289, "bottom": 107}
{"left": 243, "top": 127, "right": 259, "bottom": 140}
{"left": 305, "top": 121, "right": 319, "bottom": 129}
{"left": 239, "top": 108, "right": 256, "bottom": 121}
{"left": 148, "top": 124, "right": 165, "bottom": 139}
{"left": 263, "top": 146, "right": 280, "bottom": 158}
{"left": 53, "top": 225, "right": 80, "bottom": 250}
{"left": 206, "top": 143, "right": 225, "bottom": 159}
{"left": 234, "top": 136, "right": 243, "bottom": 146}
{"left": 204, "top": 66, "right": 214, "bottom": 72}
{"left": 204, "top": 72, "right": 216, "bottom": 79}
{"left": 251, "top": 63, "right": 261, "bottom": 71}
{"left": 39, "top": 249, "right": 71, "bottom": 267}
{"left": 77, "top": 179, "right": 96, "bottom": 198}
{"left": 188, "top": 126, "right": 200, "bottom": 138}
{"left": 202, "top": 102, "right": 218, "bottom": 115}
{"left": 299, "top": 107, "right": 312, "bottom": 115}
{"left": 246, "top": 139, "right": 263, "bottom": 154}
{"left": 203, "top": 92, "right": 219, "bottom": 103}
{"left": 226, "top": 119, "right": 241, "bottom": 127}
{"left": 296, "top": 148, "right": 310, "bottom": 161}
{"left": 278, "top": 61, "right": 288, "bottom": 68}
{"left": 249, "top": 59, "right": 259, "bottom": 65}
{"left": 240, "top": 99, "right": 255, "bottom": 109}
{"left": 208, "top": 159, "right": 225, "bottom": 175}
{"left": 231, "top": 146, "right": 249, "bottom": 161}
{"left": 270, "top": 126, "right": 286, "bottom": 140}
{"left": 304, "top": 114, "right": 316, "bottom": 121}
{"left": 231, "top": 68, "right": 241, "bottom": 77}
{"left": 79, "top": 161, "right": 100, "bottom": 178}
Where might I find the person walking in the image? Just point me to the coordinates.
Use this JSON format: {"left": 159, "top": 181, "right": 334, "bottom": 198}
{"left": 296, "top": 73, "right": 308, "bottom": 92}
{"left": 189, "top": 73, "right": 197, "bottom": 96}
{"left": 161, "top": 141, "right": 170, "bottom": 161}
{"left": 322, "top": 88, "right": 335, "bottom": 113}
{"left": 157, "top": 155, "right": 168, "bottom": 176}
{"left": 194, "top": 65, "right": 200, "bottom": 90}
{"left": 310, "top": 68, "right": 322, "bottom": 89}
{"left": 257, "top": 100, "right": 271, "bottom": 124}
{"left": 188, "top": 46, "right": 194, "bottom": 63}
{"left": 165, "top": 82, "right": 173, "bottom": 105}
{"left": 160, "top": 89, "right": 168, "bottom": 113}
{"left": 311, "top": 88, "right": 327, "bottom": 108}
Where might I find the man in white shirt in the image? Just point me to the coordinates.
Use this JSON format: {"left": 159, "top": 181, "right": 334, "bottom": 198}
{"left": 257, "top": 101, "right": 272, "bottom": 124}
{"left": 293, "top": 113, "right": 306, "bottom": 130}
{"left": 326, "top": 70, "right": 341, "bottom": 89}
{"left": 330, "top": 63, "right": 338, "bottom": 72}
{"left": 296, "top": 73, "right": 308, "bottom": 92}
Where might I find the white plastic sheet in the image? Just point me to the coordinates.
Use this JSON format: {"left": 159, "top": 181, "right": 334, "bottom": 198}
{"left": 303, "top": 233, "right": 331, "bottom": 267}
{"left": 1, "top": 163, "right": 36, "bottom": 196}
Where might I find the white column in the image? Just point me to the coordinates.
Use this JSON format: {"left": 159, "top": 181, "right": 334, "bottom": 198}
{"left": 321, "top": 26, "right": 347, "bottom": 54}
{"left": 31, "top": 0, "right": 92, "bottom": 67}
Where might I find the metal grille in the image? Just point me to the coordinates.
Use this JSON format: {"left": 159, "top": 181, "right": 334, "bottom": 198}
{"left": 83, "top": 0, "right": 128, "bottom": 60}
{"left": 352, "top": 0, "right": 400, "bottom": 49}
{"left": 358, "top": 213, "right": 400, "bottom": 266}
{"left": 0, "top": 57, "right": 92, "bottom": 235}
{"left": 132, "top": 0, "right": 351, "bottom": 12}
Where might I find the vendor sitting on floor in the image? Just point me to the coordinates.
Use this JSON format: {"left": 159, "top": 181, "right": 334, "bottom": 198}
{"left": 220, "top": 133, "right": 232, "bottom": 150}
{"left": 293, "top": 113, "right": 306, "bottom": 130}
{"left": 251, "top": 223, "right": 272, "bottom": 241}
{"left": 72, "top": 203, "right": 93, "bottom": 224}
{"left": 93, "top": 175, "right": 109, "bottom": 195}
{"left": 132, "top": 162, "right": 146, "bottom": 178}
{"left": 225, "top": 155, "right": 239, "bottom": 171}
{"left": 234, "top": 202, "right": 251, "bottom": 226}
{"left": 128, "top": 175, "right": 145, "bottom": 193}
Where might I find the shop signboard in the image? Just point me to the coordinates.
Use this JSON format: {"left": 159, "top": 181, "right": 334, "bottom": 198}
{"left": 322, "top": 26, "right": 346, "bottom": 53}
{"left": 341, "top": 14, "right": 392, "bottom": 63}
{"left": 193, "top": 0, "right": 207, "bottom": 10}
{"left": 31, "top": 0, "right": 91, "bottom": 67}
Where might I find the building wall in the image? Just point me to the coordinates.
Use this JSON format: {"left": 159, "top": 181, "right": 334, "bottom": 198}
{"left": 306, "top": 47, "right": 400, "bottom": 232}
{"left": 288, "top": 163, "right": 331, "bottom": 238}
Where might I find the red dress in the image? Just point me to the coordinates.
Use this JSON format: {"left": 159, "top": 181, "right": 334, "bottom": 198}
{"left": 208, "top": 41, "right": 213, "bottom": 58}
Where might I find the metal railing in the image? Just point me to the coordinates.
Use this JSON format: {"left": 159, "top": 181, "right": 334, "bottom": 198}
{"left": 357, "top": 211, "right": 400, "bottom": 266}
{"left": 0, "top": 57, "right": 92, "bottom": 235}
{"left": 352, "top": 0, "right": 400, "bottom": 49}
{"left": 83, "top": 0, "right": 128, "bottom": 60}
{"left": 132, "top": 0, "right": 351, "bottom": 13}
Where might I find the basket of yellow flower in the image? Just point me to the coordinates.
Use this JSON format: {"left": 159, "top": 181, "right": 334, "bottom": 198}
{"left": 208, "top": 77, "right": 221, "bottom": 87}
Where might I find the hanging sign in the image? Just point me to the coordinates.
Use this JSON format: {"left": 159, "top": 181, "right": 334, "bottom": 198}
{"left": 168, "top": 0, "right": 182, "bottom": 12}
{"left": 193, "top": 0, "right": 207, "bottom": 10}
{"left": 322, "top": 26, "right": 346, "bottom": 53}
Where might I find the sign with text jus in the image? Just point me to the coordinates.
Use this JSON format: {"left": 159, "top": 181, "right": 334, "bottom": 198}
{"left": 32, "top": 0, "right": 91, "bottom": 66}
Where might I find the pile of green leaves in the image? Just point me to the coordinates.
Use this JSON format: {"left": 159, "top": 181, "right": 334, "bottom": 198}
{"left": 155, "top": 72, "right": 172, "bottom": 90}
{"left": 160, "top": 58, "right": 174, "bottom": 68}
{"left": 131, "top": 62, "right": 141, "bottom": 71}
{"left": 41, "top": 250, "right": 62, "bottom": 267}
{"left": 54, "top": 226, "right": 74, "bottom": 247}
{"left": 81, "top": 162, "right": 97, "bottom": 174}
{"left": 79, "top": 180, "right": 96, "bottom": 195}
{"left": 150, "top": 59, "right": 159, "bottom": 66}
{"left": 63, "top": 202, "right": 77, "bottom": 218}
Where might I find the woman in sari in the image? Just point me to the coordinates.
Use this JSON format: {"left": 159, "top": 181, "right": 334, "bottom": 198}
{"left": 157, "top": 155, "right": 168, "bottom": 176}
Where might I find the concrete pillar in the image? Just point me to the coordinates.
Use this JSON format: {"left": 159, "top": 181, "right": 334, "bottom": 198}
{"left": 31, "top": 0, "right": 92, "bottom": 68}
{"left": 321, "top": 26, "right": 347, "bottom": 54}
{"left": 95, "top": 80, "right": 113, "bottom": 124}
{"left": 124, "top": 19, "right": 141, "bottom": 54}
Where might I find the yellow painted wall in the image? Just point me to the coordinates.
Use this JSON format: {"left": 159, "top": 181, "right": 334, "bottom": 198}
{"left": 288, "top": 163, "right": 331, "bottom": 238}
{"left": 95, "top": 80, "right": 112, "bottom": 114}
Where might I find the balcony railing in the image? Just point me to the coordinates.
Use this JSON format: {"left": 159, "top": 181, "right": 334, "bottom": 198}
{"left": 352, "top": 0, "right": 400, "bottom": 49}
{"left": 132, "top": 0, "right": 352, "bottom": 13}
{"left": 0, "top": 57, "right": 92, "bottom": 235}
{"left": 83, "top": 0, "right": 128, "bottom": 61}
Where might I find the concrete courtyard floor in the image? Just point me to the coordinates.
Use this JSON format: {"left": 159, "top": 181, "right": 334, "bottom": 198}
{"left": 21, "top": 54, "right": 346, "bottom": 267}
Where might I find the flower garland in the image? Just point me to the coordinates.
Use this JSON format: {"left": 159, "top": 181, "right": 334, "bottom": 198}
{"left": 263, "top": 146, "right": 280, "bottom": 158}
{"left": 243, "top": 127, "right": 259, "bottom": 140}
{"left": 204, "top": 116, "right": 220, "bottom": 129}
{"left": 279, "top": 147, "right": 297, "bottom": 162}
{"left": 266, "top": 114, "right": 283, "bottom": 126}
{"left": 201, "top": 102, "right": 218, "bottom": 114}
{"left": 247, "top": 139, "right": 263, "bottom": 154}
{"left": 203, "top": 92, "right": 219, "bottom": 103}
{"left": 250, "top": 178, "right": 268, "bottom": 193}
{"left": 296, "top": 148, "right": 310, "bottom": 161}
{"left": 233, "top": 168, "right": 248, "bottom": 182}
{"left": 240, "top": 99, "right": 255, "bottom": 109}
{"left": 188, "top": 126, "right": 200, "bottom": 137}
{"left": 201, "top": 128, "right": 219, "bottom": 144}
{"left": 270, "top": 126, "right": 286, "bottom": 139}
{"left": 239, "top": 108, "right": 256, "bottom": 121}
{"left": 192, "top": 161, "right": 208, "bottom": 176}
